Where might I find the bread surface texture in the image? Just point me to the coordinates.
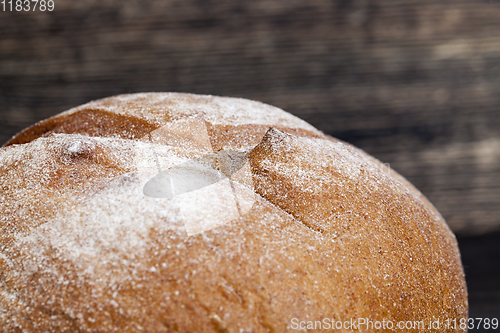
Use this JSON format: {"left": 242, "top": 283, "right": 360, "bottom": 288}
{"left": 0, "top": 93, "right": 467, "bottom": 332}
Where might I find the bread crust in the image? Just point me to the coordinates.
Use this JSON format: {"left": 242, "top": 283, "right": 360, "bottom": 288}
{"left": 0, "top": 93, "right": 467, "bottom": 332}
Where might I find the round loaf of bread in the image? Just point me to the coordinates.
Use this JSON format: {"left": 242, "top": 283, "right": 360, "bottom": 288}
{"left": 1, "top": 93, "right": 467, "bottom": 332}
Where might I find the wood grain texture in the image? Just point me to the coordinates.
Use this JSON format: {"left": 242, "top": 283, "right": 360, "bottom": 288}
{"left": 458, "top": 231, "right": 500, "bottom": 318}
{"left": 1, "top": 0, "right": 500, "bottom": 236}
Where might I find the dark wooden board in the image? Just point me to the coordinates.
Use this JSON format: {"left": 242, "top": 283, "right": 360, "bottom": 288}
{"left": 459, "top": 231, "right": 500, "bottom": 325}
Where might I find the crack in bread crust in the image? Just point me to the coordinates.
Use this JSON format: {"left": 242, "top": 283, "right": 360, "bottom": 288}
{"left": 0, "top": 93, "right": 467, "bottom": 332}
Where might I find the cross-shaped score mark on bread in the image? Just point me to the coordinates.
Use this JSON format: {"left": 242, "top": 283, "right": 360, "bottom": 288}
{"left": 140, "top": 115, "right": 256, "bottom": 236}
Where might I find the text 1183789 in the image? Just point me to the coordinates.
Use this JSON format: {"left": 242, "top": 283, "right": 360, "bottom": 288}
{"left": 2, "top": 0, "right": 54, "bottom": 11}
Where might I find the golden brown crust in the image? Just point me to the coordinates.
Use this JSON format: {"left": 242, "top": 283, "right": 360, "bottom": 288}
{"left": 206, "top": 123, "right": 326, "bottom": 151}
{"left": 249, "top": 128, "right": 466, "bottom": 324}
{"left": 5, "top": 93, "right": 323, "bottom": 148}
{"left": 4, "top": 109, "right": 158, "bottom": 147}
{"left": 0, "top": 93, "right": 467, "bottom": 332}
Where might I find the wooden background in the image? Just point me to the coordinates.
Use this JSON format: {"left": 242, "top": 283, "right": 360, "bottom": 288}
{"left": 1, "top": 0, "right": 499, "bottom": 321}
